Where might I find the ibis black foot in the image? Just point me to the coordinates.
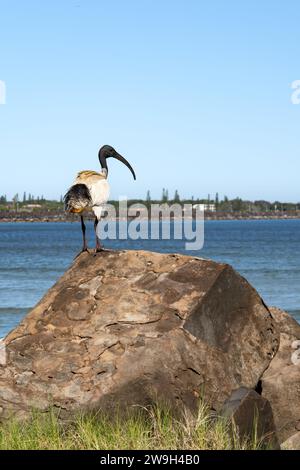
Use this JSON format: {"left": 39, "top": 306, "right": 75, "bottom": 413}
{"left": 74, "top": 248, "right": 89, "bottom": 259}
{"left": 93, "top": 248, "right": 113, "bottom": 256}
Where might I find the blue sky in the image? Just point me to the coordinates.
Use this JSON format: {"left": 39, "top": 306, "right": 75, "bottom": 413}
{"left": 0, "top": 0, "right": 300, "bottom": 201}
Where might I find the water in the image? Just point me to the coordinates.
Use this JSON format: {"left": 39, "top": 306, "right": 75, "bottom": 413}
{"left": 0, "top": 220, "right": 299, "bottom": 337}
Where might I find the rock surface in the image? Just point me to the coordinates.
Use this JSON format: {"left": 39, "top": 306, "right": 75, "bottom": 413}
{"left": 221, "top": 387, "right": 279, "bottom": 448}
{"left": 0, "top": 250, "right": 279, "bottom": 422}
{"left": 261, "top": 306, "right": 300, "bottom": 442}
{"left": 281, "top": 431, "right": 300, "bottom": 450}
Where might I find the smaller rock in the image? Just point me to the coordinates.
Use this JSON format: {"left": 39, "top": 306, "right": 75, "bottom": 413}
{"left": 221, "top": 387, "right": 279, "bottom": 449}
{"left": 291, "top": 339, "right": 300, "bottom": 350}
{"left": 291, "top": 349, "right": 300, "bottom": 366}
{"left": 281, "top": 431, "right": 300, "bottom": 450}
{"left": 261, "top": 307, "right": 300, "bottom": 442}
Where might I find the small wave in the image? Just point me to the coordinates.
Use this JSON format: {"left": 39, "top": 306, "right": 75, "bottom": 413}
{"left": 287, "top": 309, "right": 300, "bottom": 322}
{"left": 0, "top": 308, "right": 29, "bottom": 337}
{"left": 0, "top": 307, "right": 30, "bottom": 315}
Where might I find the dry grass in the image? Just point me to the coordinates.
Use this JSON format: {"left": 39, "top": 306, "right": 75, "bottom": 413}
{"left": 0, "top": 402, "right": 269, "bottom": 450}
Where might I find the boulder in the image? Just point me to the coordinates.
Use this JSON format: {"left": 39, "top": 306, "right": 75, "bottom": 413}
{"left": 261, "top": 306, "right": 300, "bottom": 442}
{"left": 0, "top": 250, "right": 279, "bottom": 421}
{"left": 221, "top": 387, "right": 279, "bottom": 448}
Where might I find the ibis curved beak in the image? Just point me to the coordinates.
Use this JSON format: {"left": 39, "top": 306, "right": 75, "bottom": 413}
{"left": 110, "top": 150, "right": 136, "bottom": 180}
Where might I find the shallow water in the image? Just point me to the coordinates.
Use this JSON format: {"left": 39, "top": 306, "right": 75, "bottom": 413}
{"left": 0, "top": 219, "right": 299, "bottom": 337}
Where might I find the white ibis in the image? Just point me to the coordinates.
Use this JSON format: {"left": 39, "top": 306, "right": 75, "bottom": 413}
{"left": 64, "top": 145, "right": 136, "bottom": 253}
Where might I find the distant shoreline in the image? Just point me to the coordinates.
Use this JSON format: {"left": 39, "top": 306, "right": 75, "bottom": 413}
{"left": 1, "top": 214, "right": 300, "bottom": 223}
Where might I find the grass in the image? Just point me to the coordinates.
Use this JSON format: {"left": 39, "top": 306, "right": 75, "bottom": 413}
{"left": 0, "top": 402, "right": 269, "bottom": 450}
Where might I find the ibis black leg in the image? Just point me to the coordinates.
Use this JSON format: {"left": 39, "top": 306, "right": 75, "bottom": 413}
{"left": 81, "top": 215, "right": 88, "bottom": 252}
{"left": 94, "top": 217, "right": 103, "bottom": 252}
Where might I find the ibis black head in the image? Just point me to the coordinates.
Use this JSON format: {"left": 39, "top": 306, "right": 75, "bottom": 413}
{"left": 98, "top": 145, "right": 136, "bottom": 180}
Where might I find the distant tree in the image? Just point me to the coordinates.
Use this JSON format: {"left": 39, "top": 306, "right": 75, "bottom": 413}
{"left": 215, "top": 192, "right": 219, "bottom": 211}
{"left": 12, "top": 193, "right": 19, "bottom": 212}
{"left": 161, "top": 188, "right": 169, "bottom": 202}
{"left": 232, "top": 197, "right": 243, "bottom": 211}
{"left": 174, "top": 190, "right": 180, "bottom": 202}
{"left": 220, "top": 195, "right": 232, "bottom": 212}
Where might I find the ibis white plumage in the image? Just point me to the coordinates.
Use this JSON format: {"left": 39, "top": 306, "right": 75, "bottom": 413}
{"left": 64, "top": 145, "right": 136, "bottom": 253}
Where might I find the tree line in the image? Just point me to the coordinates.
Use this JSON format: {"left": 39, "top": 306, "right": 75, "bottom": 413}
{"left": 0, "top": 193, "right": 46, "bottom": 204}
{"left": 142, "top": 191, "right": 300, "bottom": 212}
{"left": 0, "top": 190, "right": 300, "bottom": 213}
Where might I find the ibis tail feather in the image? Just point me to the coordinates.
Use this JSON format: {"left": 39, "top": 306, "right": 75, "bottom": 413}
{"left": 64, "top": 184, "right": 92, "bottom": 213}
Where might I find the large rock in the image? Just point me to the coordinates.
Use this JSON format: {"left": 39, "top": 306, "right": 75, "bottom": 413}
{"left": 261, "top": 306, "right": 300, "bottom": 442}
{"left": 0, "top": 250, "right": 279, "bottom": 421}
